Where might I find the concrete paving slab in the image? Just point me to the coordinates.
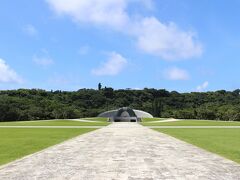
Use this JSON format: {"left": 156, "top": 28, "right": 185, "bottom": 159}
{"left": 0, "top": 123, "right": 239, "bottom": 180}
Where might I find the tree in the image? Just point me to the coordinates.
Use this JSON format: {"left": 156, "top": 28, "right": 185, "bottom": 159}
{"left": 1, "top": 88, "right": 240, "bottom": 122}
{"left": 152, "top": 98, "right": 162, "bottom": 117}
{"left": 98, "top": 83, "right": 102, "bottom": 90}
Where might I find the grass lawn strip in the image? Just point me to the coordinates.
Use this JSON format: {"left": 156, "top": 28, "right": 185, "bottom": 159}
{"left": 0, "top": 120, "right": 110, "bottom": 126}
{"left": 81, "top": 117, "right": 108, "bottom": 122}
{"left": 141, "top": 118, "right": 166, "bottom": 122}
{"left": 154, "top": 128, "right": 240, "bottom": 163}
{"left": 0, "top": 128, "right": 97, "bottom": 166}
{"left": 142, "top": 120, "right": 240, "bottom": 126}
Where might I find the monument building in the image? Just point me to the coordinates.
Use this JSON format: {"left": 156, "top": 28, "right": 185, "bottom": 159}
{"left": 98, "top": 107, "right": 153, "bottom": 122}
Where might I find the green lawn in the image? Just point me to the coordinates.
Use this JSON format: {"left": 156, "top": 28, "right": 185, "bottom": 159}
{"left": 81, "top": 117, "right": 109, "bottom": 122}
{"left": 0, "top": 120, "right": 110, "bottom": 126}
{"left": 154, "top": 128, "right": 240, "bottom": 163}
{"left": 141, "top": 118, "right": 166, "bottom": 122}
{"left": 142, "top": 120, "right": 240, "bottom": 126}
{"left": 0, "top": 128, "right": 96, "bottom": 166}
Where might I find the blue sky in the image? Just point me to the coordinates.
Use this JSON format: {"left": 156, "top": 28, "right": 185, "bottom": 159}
{"left": 0, "top": 0, "right": 240, "bottom": 92}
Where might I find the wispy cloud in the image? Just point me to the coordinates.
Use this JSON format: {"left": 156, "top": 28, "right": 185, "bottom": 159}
{"left": 46, "top": 0, "right": 203, "bottom": 60}
{"left": 23, "top": 24, "right": 38, "bottom": 37}
{"left": 196, "top": 81, "right": 209, "bottom": 92}
{"left": 0, "top": 58, "right": 23, "bottom": 83}
{"left": 33, "top": 50, "right": 54, "bottom": 66}
{"left": 163, "top": 67, "right": 190, "bottom": 80}
{"left": 91, "top": 52, "right": 127, "bottom": 76}
{"left": 33, "top": 56, "right": 54, "bottom": 66}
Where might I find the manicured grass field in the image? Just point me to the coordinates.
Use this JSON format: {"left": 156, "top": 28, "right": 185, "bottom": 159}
{"left": 154, "top": 128, "right": 240, "bottom": 163}
{"left": 81, "top": 117, "right": 109, "bottom": 122}
{"left": 0, "top": 128, "right": 96, "bottom": 166}
{"left": 142, "top": 120, "right": 240, "bottom": 126}
{"left": 0, "top": 120, "right": 110, "bottom": 126}
{"left": 141, "top": 118, "right": 166, "bottom": 122}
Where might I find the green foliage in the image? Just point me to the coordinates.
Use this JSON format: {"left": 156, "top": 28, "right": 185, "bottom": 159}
{"left": 1, "top": 88, "right": 240, "bottom": 122}
{"left": 98, "top": 83, "right": 102, "bottom": 90}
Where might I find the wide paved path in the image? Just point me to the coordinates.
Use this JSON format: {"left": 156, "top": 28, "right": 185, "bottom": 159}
{"left": 0, "top": 123, "right": 239, "bottom": 180}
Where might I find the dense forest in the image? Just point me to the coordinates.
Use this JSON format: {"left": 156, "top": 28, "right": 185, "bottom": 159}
{"left": 0, "top": 87, "right": 240, "bottom": 122}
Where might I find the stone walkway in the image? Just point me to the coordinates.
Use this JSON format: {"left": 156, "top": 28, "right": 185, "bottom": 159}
{"left": 0, "top": 123, "right": 239, "bottom": 180}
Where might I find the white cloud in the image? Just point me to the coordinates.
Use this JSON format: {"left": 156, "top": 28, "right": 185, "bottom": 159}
{"left": 196, "top": 81, "right": 209, "bottom": 92}
{"left": 91, "top": 52, "right": 127, "bottom": 76}
{"left": 46, "top": 0, "right": 203, "bottom": 60}
{"left": 0, "top": 59, "right": 23, "bottom": 83}
{"left": 23, "top": 24, "right": 38, "bottom": 37}
{"left": 47, "top": 0, "right": 129, "bottom": 30}
{"left": 33, "top": 56, "right": 54, "bottom": 66}
{"left": 164, "top": 67, "right": 189, "bottom": 80}
{"left": 33, "top": 50, "right": 54, "bottom": 66}
{"left": 135, "top": 17, "right": 202, "bottom": 60}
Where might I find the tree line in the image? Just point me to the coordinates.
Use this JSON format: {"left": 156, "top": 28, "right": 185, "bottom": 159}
{"left": 0, "top": 88, "right": 240, "bottom": 122}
